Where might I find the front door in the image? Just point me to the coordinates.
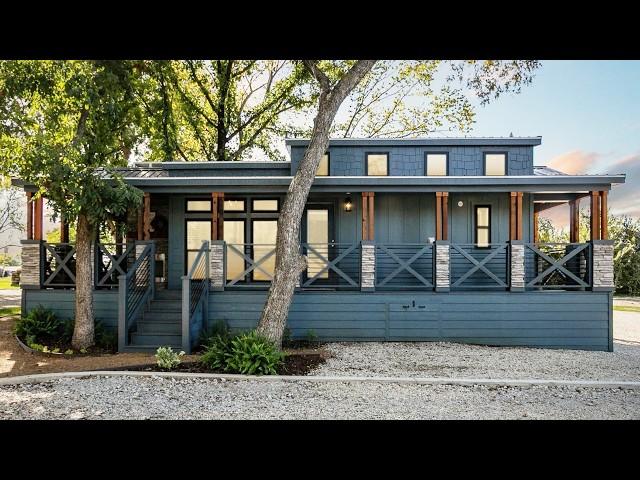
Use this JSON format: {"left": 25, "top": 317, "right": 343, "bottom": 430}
{"left": 302, "top": 205, "right": 335, "bottom": 285}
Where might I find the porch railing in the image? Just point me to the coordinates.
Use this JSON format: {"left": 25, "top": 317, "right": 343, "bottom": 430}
{"left": 524, "top": 242, "right": 591, "bottom": 290}
{"left": 375, "top": 243, "right": 433, "bottom": 290}
{"left": 41, "top": 242, "right": 76, "bottom": 287}
{"left": 450, "top": 243, "right": 509, "bottom": 290}
{"left": 225, "top": 243, "right": 277, "bottom": 287}
{"left": 94, "top": 242, "right": 136, "bottom": 288}
{"left": 118, "top": 242, "right": 155, "bottom": 351}
{"left": 301, "top": 243, "right": 360, "bottom": 289}
{"left": 182, "top": 241, "right": 209, "bottom": 353}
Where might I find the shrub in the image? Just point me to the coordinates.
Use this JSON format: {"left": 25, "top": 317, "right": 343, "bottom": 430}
{"left": 200, "top": 320, "right": 231, "bottom": 348}
{"left": 305, "top": 329, "right": 318, "bottom": 344}
{"left": 14, "top": 305, "right": 63, "bottom": 344}
{"left": 155, "top": 346, "right": 185, "bottom": 370}
{"left": 200, "top": 330, "right": 283, "bottom": 376}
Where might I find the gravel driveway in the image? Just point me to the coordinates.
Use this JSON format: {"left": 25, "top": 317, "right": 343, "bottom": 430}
{"left": 1, "top": 375, "right": 638, "bottom": 420}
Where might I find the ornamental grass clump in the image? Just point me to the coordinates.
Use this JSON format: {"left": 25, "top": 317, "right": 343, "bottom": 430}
{"left": 155, "top": 346, "right": 185, "bottom": 370}
{"left": 200, "top": 330, "right": 283, "bottom": 376}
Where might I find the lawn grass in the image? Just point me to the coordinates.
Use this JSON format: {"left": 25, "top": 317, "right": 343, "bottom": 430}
{"left": 613, "top": 305, "right": 640, "bottom": 313}
{"left": 0, "top": 306, "right": 21, "bottom": 316}
{"left": 0, "top": 277, "right": 19, "bottom": 289}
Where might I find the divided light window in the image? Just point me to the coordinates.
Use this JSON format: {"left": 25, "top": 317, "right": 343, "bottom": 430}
{"left": 224, "top": 200, "right": 245, "bottom": 212}
{"left": 475, "top": 205, "right": 491, "bottom": 247}
{"left": 252, "top": 199, "right": 279, "bottom": 212}
{"left": 484, "top": 153, "right": 507, "bottom": 176}
{"left": 366, "top": 153, "right": 389, "bottom": 176}
{"left": 425, "top": 153, "right": 448, "bottom": 176}
{"left": 316, "top": 153, "right": 329, "bottom": 176}
{"left": 186, "top": 200, "right": 212, "bottom": 212}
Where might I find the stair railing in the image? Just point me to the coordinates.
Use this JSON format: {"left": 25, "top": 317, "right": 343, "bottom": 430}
{"left": 182, "top": 240, "right": 209, "bottom": 353}
{"left": 118, "top": 242, "right": 156, "bottom": 351}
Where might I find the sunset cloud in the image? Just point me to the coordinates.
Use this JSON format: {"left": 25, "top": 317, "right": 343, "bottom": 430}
{"left": 546, "top": 150, "right": 601, "bottom": 174}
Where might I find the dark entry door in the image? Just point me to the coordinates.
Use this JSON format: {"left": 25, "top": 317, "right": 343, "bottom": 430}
{"left": 302, "top": 205, "right": 335, "bottom": 285}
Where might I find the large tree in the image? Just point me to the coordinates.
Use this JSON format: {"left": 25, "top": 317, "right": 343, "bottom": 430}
{"left": 137, "top": 60, "right": 315, "bottom": 162}
{"left": 0, "top": 60, "right": 144, "bottom": 349}
{"left": 256, "top": 60, "right": 540, "bottom": 347}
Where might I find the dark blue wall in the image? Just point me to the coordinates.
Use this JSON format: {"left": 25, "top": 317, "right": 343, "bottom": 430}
{"left": 208, "top": 291, "right": 613, "bottom": 351}
{"left": 291, "top": 145, "right": 534, "bottom": 176}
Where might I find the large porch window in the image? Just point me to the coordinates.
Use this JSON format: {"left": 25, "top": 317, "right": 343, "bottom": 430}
{"left": 475, "top": 205, "right": 491, "bottom": 247}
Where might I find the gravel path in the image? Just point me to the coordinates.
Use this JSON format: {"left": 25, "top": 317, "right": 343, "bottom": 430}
{"left": 1, "top": 375, "right": 638, "bottom": 420}
{"left": 310, "top": 342, "right": 640, "bottom": 381}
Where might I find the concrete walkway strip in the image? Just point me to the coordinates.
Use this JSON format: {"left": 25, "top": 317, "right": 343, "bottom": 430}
{"left": 1, "top": 370, "right": 639, "bottom": 389}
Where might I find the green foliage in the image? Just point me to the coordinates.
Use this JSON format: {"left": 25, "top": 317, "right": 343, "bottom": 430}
{"left": 200, "top": 330, "right": 283, "bottom": 375}
{"left": 540, "top": 210, "right": 640, "bottom": 294}
{"left": 14, "top": 305, "right": 63, "bottom": 344}
{"left": 305, "top": 329, "right": 318, "bottom": 344}
{"left": 155, "top": 346, "right": 185, "bottom": 370}
{"left": 29, "top": 343, "right": 45, "bottom": 352}
{"left": 199, "top": 334, "right": 233, "bottom": 371}
{"left": 64, "top": 349, "right": 74, "bottom": 355}
{"left": 0, "top": 60, "right": 145, "bottom": 228}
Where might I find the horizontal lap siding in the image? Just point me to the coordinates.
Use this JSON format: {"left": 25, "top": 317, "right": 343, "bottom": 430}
{"left": 23, "top": 290, "right": 119, "bottom": 331}
{"left": 209, "top": 291, "right": 611, "bottom": 350}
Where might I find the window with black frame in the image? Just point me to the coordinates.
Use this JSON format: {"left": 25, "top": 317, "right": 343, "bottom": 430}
{"left": 475, "top": 205, "right": 491, "bottom": 247}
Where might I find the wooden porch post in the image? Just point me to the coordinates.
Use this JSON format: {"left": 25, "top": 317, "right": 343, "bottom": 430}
{"left": 516, "top": 192, "right": 523, "bottom": 241}
{"left": 143, "top": 192, "right": 151, "bottom": 240}
{"left": 590, "top": 191, "right": 600, "bottom": 241}
{"left": 435, "top": 192, "right": 442, "bottom": 241}
{"left": 33, "top": 196, "right": 43, "bottom": 241}
{"left": 212, "top": 192, "right": 224, "bottom": 240}
{"left": 136, "top": 207, "right": 143, "bottom": 241}
{"left": 26, "top": 191, "right": 33, "bottom": 240}
{"left": 509, "top": 192, "right": 517, "bottom": 241}
{"left": 533, "top": 210, "right": 539, "bottom": 243}
{"left": 60, "top": 214, "right": 69, "bottom": 243}
{"left": 600, "top": 190, "right": 608, "bottom": 240}
{"left": 569, "top": 199, "right": 580, "bottom": 243}
{"left": 368, "top": 192, "right": 375, "bottom": 242}
{"left": 361, "top": 192, "right": 369, "bottom": 241}
{"left": 441, "top": 192, "right": 449, "bottom": 241}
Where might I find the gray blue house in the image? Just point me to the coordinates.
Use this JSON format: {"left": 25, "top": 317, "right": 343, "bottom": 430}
{"left": 15, "top": 137, "right": 625, "bottom": 352}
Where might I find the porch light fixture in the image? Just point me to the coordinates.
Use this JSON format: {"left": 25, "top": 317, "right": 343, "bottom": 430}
{"left": 457, "top": 201, "right": 464, "bottom": 207}
{"left": 344, "top": 196, "right": 353, "bottom": 212}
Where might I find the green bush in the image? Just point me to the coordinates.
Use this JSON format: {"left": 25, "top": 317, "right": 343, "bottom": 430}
{"left": 199, "top": 320, "right": 231, "bottom": 348}
{"left": 305, "top": 329, "right": 318, "bottom": 344}
{"left": 155, "top": 346, "right": 185, "bottom": 370}
{"left": 200, "top": 330, "right": 283, "bottom": 375}
{"left": 14, "top": 305, "right": 63, "bottom": 344}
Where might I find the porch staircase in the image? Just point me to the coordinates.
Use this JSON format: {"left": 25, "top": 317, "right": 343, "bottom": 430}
{"left": 123, "top": 289, "right": 183, "bottom": 352}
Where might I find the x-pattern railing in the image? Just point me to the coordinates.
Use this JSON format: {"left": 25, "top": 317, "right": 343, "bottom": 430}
{"left": 42, "top": 242, "right": 76, "bottom": 287}
{"left": 450, "top": 243, "right": 508, "bottom": 289}
{"left": 226, "top": 244, "right": 276, "bottom": 286}
{"left": 95, "top": 243, "right": 136, "bottom": 287}
{"left": 525, "top": 242, "right": 590, "bottom": 289}
{"left": 375, "top": 244, "right": 433, "bottom": 288}
{"left": 302, "top": 243, "right": 359, "bottom": 288}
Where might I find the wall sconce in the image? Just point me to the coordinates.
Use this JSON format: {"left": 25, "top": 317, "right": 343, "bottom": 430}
{"left": 457, "top": 201, "right": 464, "bottom": 207}
{"left": 344, "top": 196, "right": 353, "bottom": 212}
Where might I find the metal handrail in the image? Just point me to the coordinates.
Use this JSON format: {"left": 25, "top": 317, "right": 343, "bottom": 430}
{"left": 117, "top": 242, "right": 155, "bottom": 351}
{"left": 182, "top": 241, "right": 209, "bottom": 353}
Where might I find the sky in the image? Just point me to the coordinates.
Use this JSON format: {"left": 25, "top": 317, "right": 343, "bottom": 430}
{"left": 468, "top": 60, "right": 640, "bottom": 228}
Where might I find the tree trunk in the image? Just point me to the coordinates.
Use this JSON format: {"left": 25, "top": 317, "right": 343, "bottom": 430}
{"left": 72, "top": 212, "right": 95, "bottom": 349}
{"left": 256, "top": 60, "right": 376, "bottom": 347}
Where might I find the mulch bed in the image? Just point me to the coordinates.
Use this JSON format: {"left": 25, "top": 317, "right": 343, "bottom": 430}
{"left": 102, "top": 352, "right": 326, "bottom": 376}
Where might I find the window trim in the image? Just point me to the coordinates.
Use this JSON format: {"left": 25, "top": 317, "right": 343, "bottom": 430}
{"left": 483, "top": 152, "right": 508, "bottom": 176}
{"left": 424, "top": 151, "right": 449, "bottom": 176}
{"left": 474, "top": 205, "right": 492, "bottom": 248}
{"left": 316, "top": 152, "right": 330, "bottom": 176}
{"left": 365, "top": 152, "right": 390, "bottom": 176}
{"left": 185, "top": 197, "right": 213, "bottom": 213}
{"left": 251, "top": 198, "right": 280, "bottom": 213}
